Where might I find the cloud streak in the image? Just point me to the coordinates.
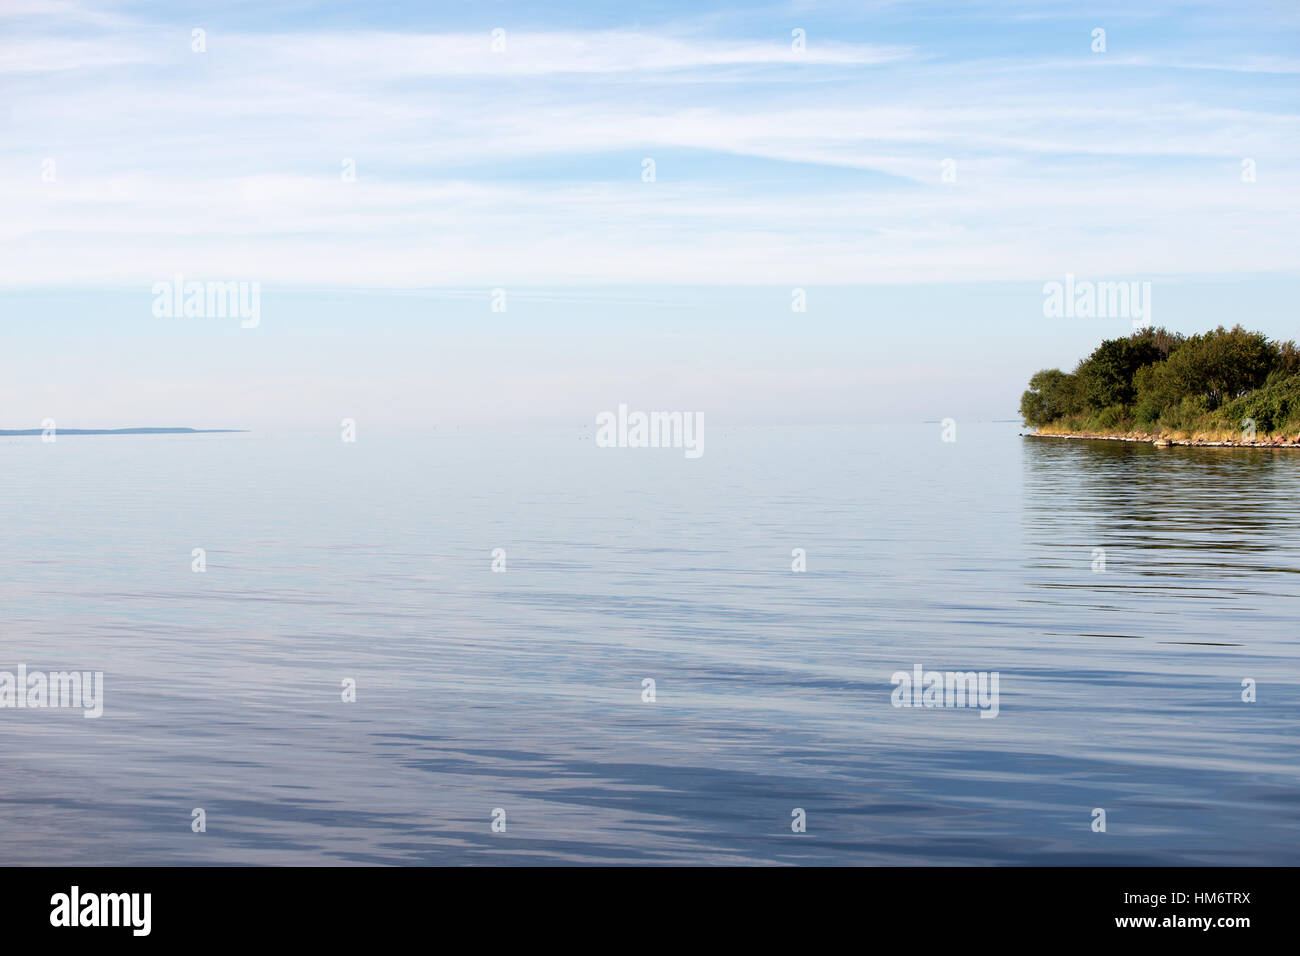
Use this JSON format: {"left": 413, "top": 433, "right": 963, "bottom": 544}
{"left": 1, "top": 1, "right": 1297, "bottom": 287}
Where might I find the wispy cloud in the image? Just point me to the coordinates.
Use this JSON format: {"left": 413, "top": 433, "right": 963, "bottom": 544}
{"left": 1, "top": 1, "right": 1297, "bottom": 287}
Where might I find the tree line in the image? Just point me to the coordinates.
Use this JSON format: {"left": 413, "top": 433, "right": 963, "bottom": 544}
{"left": 1020, "top": 326, "right": 1300, "bottom": 437}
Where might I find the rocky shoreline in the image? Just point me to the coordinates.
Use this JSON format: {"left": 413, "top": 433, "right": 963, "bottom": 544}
{"left": 1023, "top": 431, "right": 1300, "bottom": 448}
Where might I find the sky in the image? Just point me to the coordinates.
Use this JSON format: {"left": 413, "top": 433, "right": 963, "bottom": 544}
{"left": 1, "top": 0, "right": 1298, "bottom": 427}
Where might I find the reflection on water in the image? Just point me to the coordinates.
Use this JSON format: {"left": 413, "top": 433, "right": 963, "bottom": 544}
{"left": 1, "top": 426, "right": 1297, "bottom": 865}
{"left": 1024, "top": 438, "right": 1300, "bottom": 625}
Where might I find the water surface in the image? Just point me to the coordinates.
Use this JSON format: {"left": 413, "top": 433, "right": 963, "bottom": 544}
{"left": 1, "top": 424, "right": 1297, "bottom": 864}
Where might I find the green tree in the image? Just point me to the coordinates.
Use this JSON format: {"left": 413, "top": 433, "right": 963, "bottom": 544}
{"left": 1020, "top": 369, "right": 1082, "bottom": 426}
{"left": 1139, "top": 325, "right": 1277, "bottom": 412}
{"left": 1074, "top": 332, "right": 1168, "bottom": 409}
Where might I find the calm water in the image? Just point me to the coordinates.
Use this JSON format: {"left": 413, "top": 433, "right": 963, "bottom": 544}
{"left": 2, "top": 423, "right": 1297, "bottom": 865}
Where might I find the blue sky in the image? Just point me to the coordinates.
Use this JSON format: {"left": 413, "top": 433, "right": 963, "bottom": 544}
{"left": 1, "top": 1, "right": 1298, "bottom": 426}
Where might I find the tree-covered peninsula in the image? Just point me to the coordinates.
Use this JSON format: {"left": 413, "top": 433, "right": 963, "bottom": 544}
{"left": 1020, "top": 326, "right": 1300, "bottom": 443}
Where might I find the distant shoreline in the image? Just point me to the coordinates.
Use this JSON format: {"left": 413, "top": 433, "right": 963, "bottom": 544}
{"left": 0, "top": 427, "right": 246, "bottom": 436}
{"left": 1024, "top": 430, "right": 1300, "bottom": 448}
